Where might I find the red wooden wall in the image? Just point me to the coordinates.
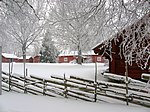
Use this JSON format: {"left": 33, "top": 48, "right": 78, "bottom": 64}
{"left": 58, "top": 55, "right": 105, "bottom": 63}
{"left": 2, "top": 56, "right": 40, "bottom": 63}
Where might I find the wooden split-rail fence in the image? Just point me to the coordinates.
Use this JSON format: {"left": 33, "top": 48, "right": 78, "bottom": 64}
{"left": 1, "top": 71, "right": 150, "bottom": 107}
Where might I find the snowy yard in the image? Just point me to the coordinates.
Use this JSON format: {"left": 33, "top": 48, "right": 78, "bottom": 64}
{"left": 2, "top": 63, "right": 108, "bottom": 80}
{"left": 0, "top": 91, "right": 150, "bottom": 112}
{"left": 1, "top": 63, "right": 150, "bottom": 112}
{"left": 0, "top": 0, "right": 149, "bottom": 112}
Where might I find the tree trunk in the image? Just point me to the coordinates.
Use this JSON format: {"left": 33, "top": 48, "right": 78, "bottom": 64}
{"left": 0, "top": 46, "right": 2, "bottom": 95}
{"left": 94, "top": 62, "right": 98, "bottom": 102}
{"left": 23, "top": 49, "right": 26, "bottom": 77}
{"left": 22, "top": 46, "right": 26, "bottom": 93}
{"left": 77, "top": 45, "right": 82, "bottom": 64}
{"left": 9, "top": 61, "right": 11, "bottom": 91}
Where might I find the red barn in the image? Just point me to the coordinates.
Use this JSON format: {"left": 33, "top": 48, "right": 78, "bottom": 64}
{"left": 2, "top": 53, "right": 40, "bottom": 63}
{"left": 93, "top": 13, "right": 150, "bottom": 79}
{"left": 58, "top": 51, "right": 105, "bottom": 63}
{"left": 18, "top": 55, "right": 40, "bottom": 63}
{"left": 18, "top": 56, "right": 33, "bottom": 63}
{"left": 2, "top": 53, "right": 19, "bottom": 63}
{"left": 58, "top": 55, "right": 76, "bottom": 63}
{"left": 33, "top": 55, "right": 40, "bottom": 63}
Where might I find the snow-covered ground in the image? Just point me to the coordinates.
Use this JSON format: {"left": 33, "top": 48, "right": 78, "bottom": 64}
{"left": 2, "top": 63, "right": 108, "bottom": 80}
{"left": 1, "top": 63, "right": 150, "bottom": 112}
{"left": 0, "top": 91, "right": 149, "bottom": 112}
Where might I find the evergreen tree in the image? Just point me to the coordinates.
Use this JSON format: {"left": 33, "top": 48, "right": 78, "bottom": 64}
{"left": 40, "top": 31, "right": 58, "bottom": 63}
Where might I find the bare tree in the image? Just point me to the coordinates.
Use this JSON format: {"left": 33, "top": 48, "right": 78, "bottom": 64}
{"left": 1, "top": 0, "right": 46, "bottom": 81}
{"left": 91, "top": 0, "right": 150, "bottom": 68}
{"left": 90, "top": 0, "right": 150, "bottom": 105}
{"left": 46, "top": 0, "right": 149, "bottom": 105}
{"left": 47, "top": 0, "right": 106, "bottom": 64}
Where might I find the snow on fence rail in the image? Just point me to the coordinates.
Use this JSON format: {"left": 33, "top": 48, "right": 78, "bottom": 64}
{"left": 141, "top": 73, "right": 150, "bottom": 81}
{"left": 1, "top": 71, "right": 150, "bottom": 107}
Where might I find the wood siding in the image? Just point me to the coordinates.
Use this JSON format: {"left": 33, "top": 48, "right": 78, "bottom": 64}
{"left": 33, "top": 56, "right": 40, "bottom": 63}
{"left": 2, "top": 56, "right": 40, "bottom": 63}
{"left": 107, "top": 40, "right": 150, "bottom": 79}
{"left": 2, "top": 56, "right": 19, "bottom": 63}
{"left": 58, "top": 55, "right": 105, "bottom": 63}
{"left": 58, "top": 56, "right": 76, "bottom": 63}
{"left": 93, "top": 13, "right": 150, "bottom": 79}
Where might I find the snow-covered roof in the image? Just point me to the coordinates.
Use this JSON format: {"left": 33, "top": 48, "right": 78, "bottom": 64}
{"left": 58, "top": 50, "right": 97, "bottom": 56}
{"left": 93, "top": 13, "right": 150, "bottom": 51}
{"left": 58, "top": 51, "right": 78, "bottom": 56}
{"left": 2, "top": 53, "right": 34, "bottom": 60}
{"left": 82, "top": 51, "right": 96, "bottom": 55}
{"left": 2, "top": 53, "right": 19, "bottom": 59}
{"left": 19, "top": 56, "right": 32, "bottom": 59}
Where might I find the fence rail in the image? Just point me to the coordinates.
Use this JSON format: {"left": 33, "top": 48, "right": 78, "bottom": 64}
{"left": 1, "top": 71, "right": 150, "bottom": 107}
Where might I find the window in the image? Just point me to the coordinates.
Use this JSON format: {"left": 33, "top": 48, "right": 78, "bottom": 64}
{"left": 97, "top": 57, "right": 101, "bottom": 61}
{"left": 64, "top": 57, "right": 68, "bottom": 62}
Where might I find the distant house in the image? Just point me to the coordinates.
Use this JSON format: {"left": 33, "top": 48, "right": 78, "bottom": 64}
{"left": 2, "top": 53, "right": 19, "bottom": 63}
{"left": 58, "top": 51, "right": 105, "bottom": 63}
{"left": 18, "top": 56, "right": 33, "bottom": 63}
{"left": 93, "top": 13, "right": 150, "bottom": 79}
{"left": 2, "top": 53, "right": 40, "bottom": 63}
{"left": 33, "top": 55, "right": 41, "bottom": 63}
{"left": 18, "top": 55, "right": 40, "bottom": 63}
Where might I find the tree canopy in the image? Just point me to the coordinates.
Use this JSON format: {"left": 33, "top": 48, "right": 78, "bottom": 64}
{"left": 0, "top": 0, "right": 149, "bottom": 66}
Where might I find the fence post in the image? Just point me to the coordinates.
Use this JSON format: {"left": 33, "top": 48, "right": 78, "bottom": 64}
{"left": 24, "top": 68, "right": 28, "bottom": 93}
{"left": 43, "top": 79, "right": 46, "bottom": 95}
{"left": 125, "top": 61, "right": 129, "bottom": 105}
{"left": 94, "top": 62, "right": 97, "bottom": 102}
{"left": 0, "top": 46, "right": 2, "bottom": 95}
{"left": 26, "top": 68, "right": 28, "bottom": 76}
{"left": 9, "top": 61, "right": 11, "bottom": 91}
{"left": 94, "top": 83, "right": 97, "bottom": 102}
{"left": 64, "top": 74, "right": 67, "bottom": 98}
{"left": 24, "top": 75, "right": 27, "bottom": 93}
